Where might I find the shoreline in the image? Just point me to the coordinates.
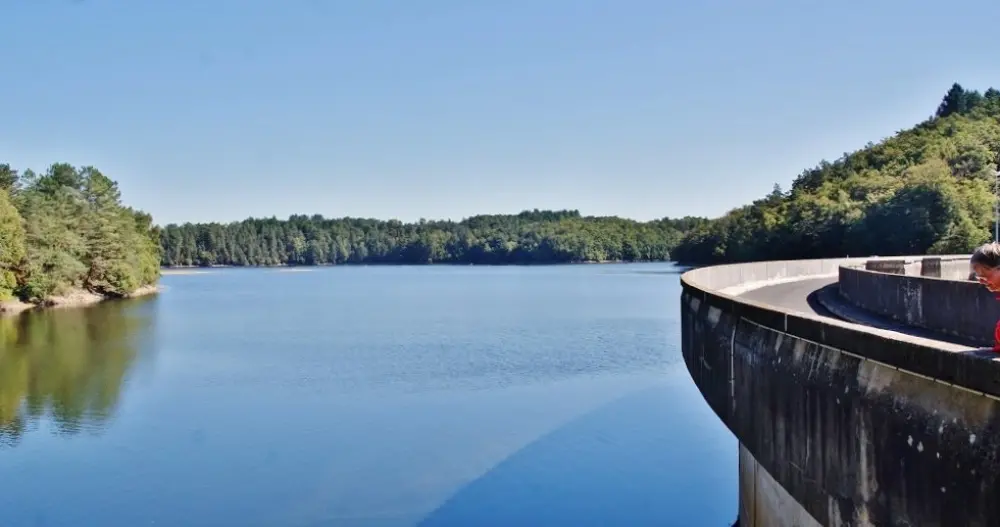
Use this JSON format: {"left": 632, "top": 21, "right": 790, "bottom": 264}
{"left": 0, "top": 284, "right": 162, "bottom": 316}
{"left": 159, "top": 259, "right": 674, "bottom": 270}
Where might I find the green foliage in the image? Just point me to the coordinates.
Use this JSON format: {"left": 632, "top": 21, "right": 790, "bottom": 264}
{"left": 1, "top": 163, "right": 160, "bottom": 303}
{"left": 673, "top": 83, "right": 1000, "bottom": 264}
{"left": 0, "top": 189, "right": 26, "bottom": 300}
{"left": 160, "top": 210, "right": 706, "bottom": 267}
{"left": 0, "top": 164, "right": 18, "bottom": 192}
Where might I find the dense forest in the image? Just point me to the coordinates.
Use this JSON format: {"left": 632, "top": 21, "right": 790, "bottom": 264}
{"left": 159, "top": 211, "right": 706, "bottom": 267}
{"left": 0, "top": 164, "right": 161, "bottom": 303}
{"left": 672, "top": 83, "right": 1000, "bottom": 264}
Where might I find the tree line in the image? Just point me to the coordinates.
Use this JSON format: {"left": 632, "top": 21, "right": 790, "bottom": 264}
{"left": 672, "top": 83, "right": 1000, "bottom": 264}
{"left": 160, "top": 211, "right": 707, "bottom": 267}
{"left": 0, "top": 164, "right": 161, "bottom": 303}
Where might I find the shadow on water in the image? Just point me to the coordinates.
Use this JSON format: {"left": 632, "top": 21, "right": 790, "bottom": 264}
{"left": 417, "top": 383, "right": 737, "bottom": 527}
{"left": 0, "top": 296, "right": 156, "bottom": 447}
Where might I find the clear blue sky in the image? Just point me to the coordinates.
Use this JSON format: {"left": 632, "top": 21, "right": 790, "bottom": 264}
{"left": 3, "top": 0, "right": 999, "bottom": 225}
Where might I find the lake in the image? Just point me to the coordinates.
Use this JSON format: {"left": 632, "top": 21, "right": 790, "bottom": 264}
{"left": 0, "top": 263, "right": 737, "bottom": 527}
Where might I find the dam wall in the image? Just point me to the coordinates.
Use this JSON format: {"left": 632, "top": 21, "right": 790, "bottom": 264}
{"left": 839, "top": 256, "right": 996, "bottom": 346}
{"left": 681, "top": 257, "right": 1000, "bottom": 526}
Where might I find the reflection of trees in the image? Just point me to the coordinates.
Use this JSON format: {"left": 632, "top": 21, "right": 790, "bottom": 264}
{"left": 0, "top": 298, "right": 152, "bottom": 447}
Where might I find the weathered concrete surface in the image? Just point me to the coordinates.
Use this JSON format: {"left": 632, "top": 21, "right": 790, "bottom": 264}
{"left": 857, "top": 255, "right": 970, "bottom": 280}
{"left": 740, "top": 444, "right": 822, "bottom": 527}
{"left": 919, "top": 255, "right": 970, "bottom": 280}
{"left": 684, "top": 255, "right": 969, "bottom": 295}
{"left": 839, "top": 262, "right": 999, "bottom": 346}
{"left": 814, "top": 284, "right": 983, "bottom": 348}
{"left": 920, "top": 257, "right": 941, "bottom": 277}
{"left": 865, "top": 259, "right": 906, "bottom": 275}
{"left": 682, "top": 257, "right": 1000, "bottom": 527}
{"left": 742, "top": 276, "right": 986, "bottom": 348}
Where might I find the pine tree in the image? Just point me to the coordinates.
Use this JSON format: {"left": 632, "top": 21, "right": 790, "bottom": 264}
{"left": 936, "top": 82, "right": 969, "bottom": 118}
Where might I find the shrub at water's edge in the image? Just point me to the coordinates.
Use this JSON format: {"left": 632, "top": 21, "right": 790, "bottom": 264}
{"left": 0, "top": 163, "right": 161, "bottom": 313}
{"left": 159, "top": 212, "right": 708, "bottom": 267}
{"left": 672, "top": 83, "right": 1000, "bottom": 265}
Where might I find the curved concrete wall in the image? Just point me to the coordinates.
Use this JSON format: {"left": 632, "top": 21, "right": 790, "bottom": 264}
{"left": 839, "top": 256, "right": 997, "bottom": 346}
{"left": 860, "top": 255, "right": 972, "bottom": 280}
{"left": 681, "top": 258, "right": 1000, "bottom": 527}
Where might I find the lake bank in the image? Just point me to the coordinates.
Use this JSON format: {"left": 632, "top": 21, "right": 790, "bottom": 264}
{"left": 158, "top": 259, "right": 671, "bottom": 271}
{"left": 0, "top": 284, "right": 161, "bottom": 316}
{"left": 160, "top": 269, "right": 213, "bottom": 276}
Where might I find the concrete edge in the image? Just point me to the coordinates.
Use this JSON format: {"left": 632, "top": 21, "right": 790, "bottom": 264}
{"left": 815, "top": 285, "right": 888, "bottom": 327}
{"left": 838, "top": 254, "right": 971, "bottom": 281}
{"left": 681, "top": 257, "right": 1000, "bottom": 398}
{"left": 718, "top": 274, "right": 839, "bottom": 296}
{"left": 837, "top": 259, "right": 996, "bottom": 346}
{"left": 814, "top": 285, "right": 985, "bottom": 348}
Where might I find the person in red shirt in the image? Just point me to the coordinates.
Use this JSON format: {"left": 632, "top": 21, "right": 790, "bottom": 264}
{"left": 970, "top": 242, "right": 1000, "bottom": 351}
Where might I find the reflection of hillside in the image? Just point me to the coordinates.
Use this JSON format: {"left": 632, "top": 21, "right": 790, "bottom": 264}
{"left": 0, "top": 298, "right": 153, "bottom": 446}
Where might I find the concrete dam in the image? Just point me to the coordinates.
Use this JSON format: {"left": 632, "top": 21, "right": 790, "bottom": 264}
{"left": 680, "top": 255, "right": 1000, "bottom": 526}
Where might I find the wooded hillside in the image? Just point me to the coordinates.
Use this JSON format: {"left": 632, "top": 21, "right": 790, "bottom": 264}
{"left": 672, "top": 83, "right": 1000, "bottom": 264}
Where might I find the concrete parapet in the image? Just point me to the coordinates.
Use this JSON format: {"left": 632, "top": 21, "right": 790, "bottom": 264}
{"left": 847, "top": 255, "right": 969, "bottom": 279}
{"left": 839, "top": 258, "right": 996, "bottom": 346}
{"left": 939, "top": 257, "right": 976, "bottom": 281}
{"left": 685, "top": 256, "right": 920, "bottom": 294}
{"left": 865, "top": 259, "right": 906, "bottom": 274}
{"left": 920, "top": 257, "right": 941, "bottom": 277}
{"left": 681, "top": 256, "right": 1000, "bottom": 527}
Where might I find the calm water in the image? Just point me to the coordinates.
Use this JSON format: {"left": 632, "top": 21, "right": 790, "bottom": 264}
{"left": 0, "top": 263, "right": 737, "bottom": 527}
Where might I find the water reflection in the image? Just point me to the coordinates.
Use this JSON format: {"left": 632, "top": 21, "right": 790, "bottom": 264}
{"left": 0, "top": 298, "right": 154, "bottom": 447}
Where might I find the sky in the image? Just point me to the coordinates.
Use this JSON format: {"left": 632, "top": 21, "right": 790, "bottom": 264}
{"left": 3, "top": 0, "right": 1000, "bottom": 226}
